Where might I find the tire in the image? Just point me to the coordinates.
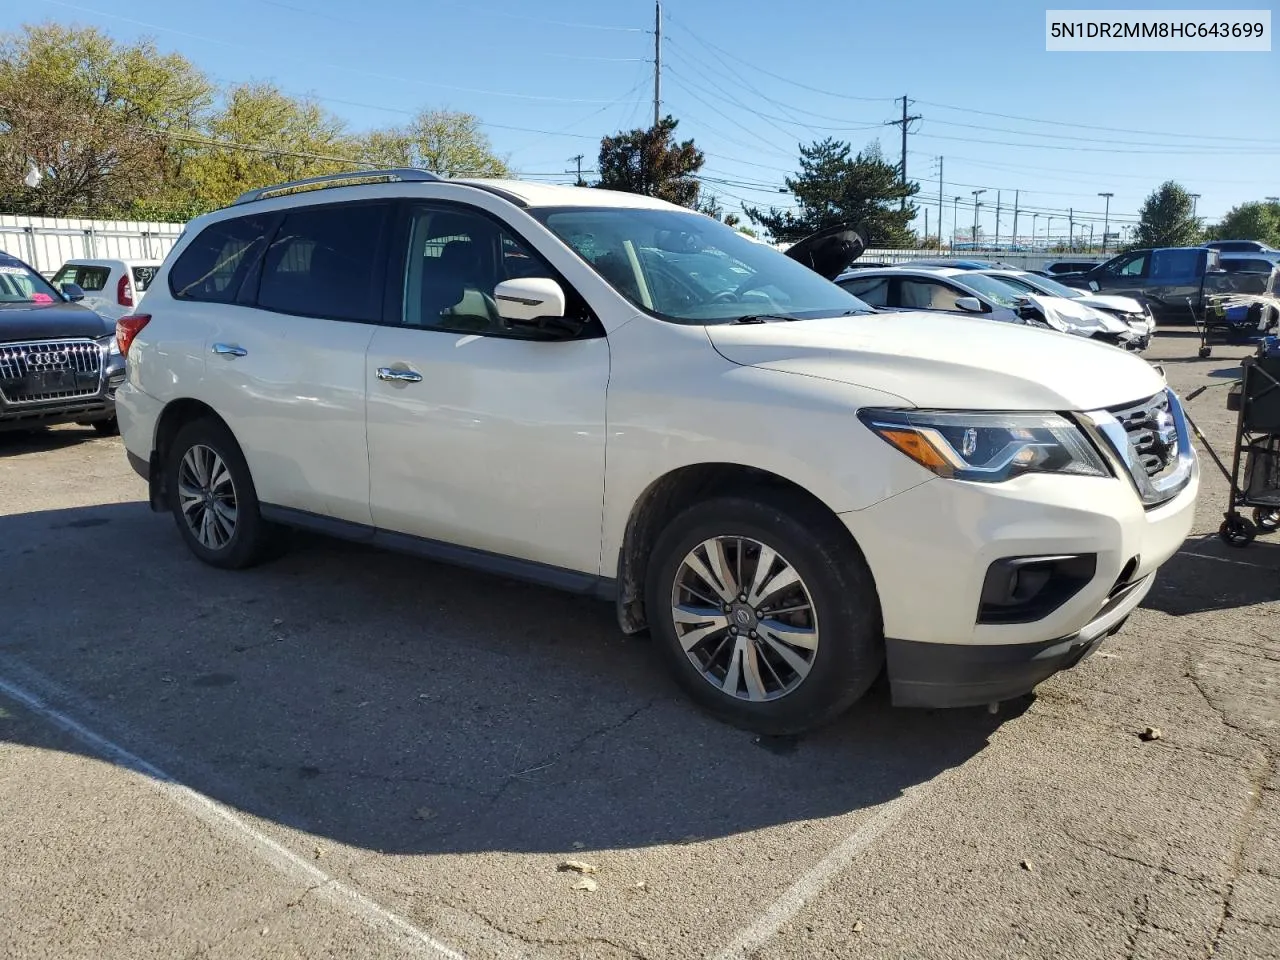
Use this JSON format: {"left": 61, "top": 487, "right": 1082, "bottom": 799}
{"left": 92, "top": 418, "right": 119, "bottom": 436}
{"left": 1219, "top": 515, "right": 1256, "bottom": 548}
{"left": 1198, "top": 346, "right": 1212, "bottom": 359}
{"left": 1252, "top": 507, "right": 1280, "bottom": 533}
{"left": 646, "top": 491, "right": 883, "bottom": 735}
{"left": 165, "top": 417, "right": 278, "bottom": 569}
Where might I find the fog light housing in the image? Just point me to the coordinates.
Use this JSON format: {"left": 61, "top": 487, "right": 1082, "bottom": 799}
{"left": 978, "top": 554, "right": 1097, "bottom": 624}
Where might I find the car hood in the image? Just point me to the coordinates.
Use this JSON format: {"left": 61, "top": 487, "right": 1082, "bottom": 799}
{"left": 1073, "top": 293, "right": 1146, "bottom": 314}
{"left": 1024, "top": 294, "right": 1131, "bottom": 335}
{"left": 0, "top": 301, "right": 112, "bottom": 342}
{"left": 705, "top": 311, "right": 1166, "bottom": 411}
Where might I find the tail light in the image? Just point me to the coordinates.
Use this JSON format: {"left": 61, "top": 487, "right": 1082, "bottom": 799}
{"left": 117, "top": 273, "right": 134, "bottom": 307}
{"left": 116, "top": 314, "right": 151, "bottom": 356}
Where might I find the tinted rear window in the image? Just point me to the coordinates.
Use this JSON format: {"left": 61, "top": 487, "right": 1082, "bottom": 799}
{"left": 132, "top": 266, "right": 158, "bottom": 291}
{"left": 256, "top": 202, "right": 388, "bottom": 322}
{"left": 52, "top": 265, "right": 110, "bottom": 291}
{"left": 169, "top": 216, "right": 275, "bottom": 302}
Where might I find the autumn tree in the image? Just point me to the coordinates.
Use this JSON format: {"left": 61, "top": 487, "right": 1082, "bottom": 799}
{"left": 596, "top": 115, "right": 704, "bottom": 207}
{"left": 0, "top": 22, "right": 212, "bottom": 216}
{"left": 1132, "top": 181, "right": 1202, "bottom": 249}
{"left": 744, "top": 139, "right": 917, "bottom": 245}
{"left": 358, "top": 110, "right": 509, "bottom": 178}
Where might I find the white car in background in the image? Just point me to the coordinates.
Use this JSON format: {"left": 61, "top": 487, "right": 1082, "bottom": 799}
{"left": 114, "top": 170, "right": 1197, "bottom": 734}
{"left": 50, "top": 258, "right": 162, "bottom": 321}
{"left": 970, "top": 269, "right": 1156, "bottom": 349}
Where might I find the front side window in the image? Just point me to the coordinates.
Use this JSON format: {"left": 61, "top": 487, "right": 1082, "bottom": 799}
{"left": 1110, "top": 253, "right": 1149, "bottom": 277}
{"left": 170, "top": 215, "right": 275, "bottom": 303}
{"left": 51, "top": 265, "right": 109, "bottom": 292}
{"left": 402, "top": 206, "right": 587, "bottom": 335}
{"left": 838, "top": 275, "right": 889, "bottom": 306}
{"left": 533, "top": 206, "right": 870, "bottom": 324}
{"left": 257, "top": 202, "right": 389, "bottom": 322}
{"left": 899, "top": 279, "right": 964, "bottom": 311}
{"left": 0, "top": 258, "right": 62, "bottom": 304}
{"left": 955, "top": 273, "right": 1023, "bottom": 308}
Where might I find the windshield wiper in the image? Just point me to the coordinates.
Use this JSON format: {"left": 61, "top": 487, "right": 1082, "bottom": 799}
{"left": 730, "top": 313, "right": 797, "bottom": 324}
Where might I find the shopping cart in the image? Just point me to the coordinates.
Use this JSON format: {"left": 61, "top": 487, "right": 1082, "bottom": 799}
{"left": 1184, "top": 336, "right": 1280, "bottom": 546}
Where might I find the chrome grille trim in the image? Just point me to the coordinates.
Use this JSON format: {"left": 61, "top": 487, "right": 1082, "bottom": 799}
{"left": 0, "top": 339, "right": 105, "bottom": 405}
{"left": 1081, "top": 388, "right": 1196, "bottom": 508}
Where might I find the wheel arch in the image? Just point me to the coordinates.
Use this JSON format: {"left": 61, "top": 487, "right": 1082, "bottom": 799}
{"left": 613, "top": 462, "right": 866, "bottom": 634}
{"left": 147, "top": 398, "right": 236, "bottom": 510}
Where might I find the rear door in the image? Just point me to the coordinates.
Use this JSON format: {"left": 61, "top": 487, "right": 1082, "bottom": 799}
{"left": 191, "top": 200, "right": 390, "bottom": 526}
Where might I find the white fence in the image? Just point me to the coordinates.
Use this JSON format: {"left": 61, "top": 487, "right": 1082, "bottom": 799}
{"left": 0, "top": 214, "right": 185, "bottom": 276}
{"left": 1, "top": 212, "right": 1113, "bottom": 279}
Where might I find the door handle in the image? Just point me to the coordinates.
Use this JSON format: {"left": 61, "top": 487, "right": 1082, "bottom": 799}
{"left": 212, "top": 342, "right": 247, "bottom": 358}
{"left": 376, "top": 366, "right": 423, "bottom": 383}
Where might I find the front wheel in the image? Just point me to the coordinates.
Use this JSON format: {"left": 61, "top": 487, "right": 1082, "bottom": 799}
{"left": 1252, "top": 507, "right": 1280, "bottom": 533}
{"left": 165, "top": 418, "right": 278, "bottom": 569}
{"left": 1219, "top": 514, "right": 1256, "bottom": 548}
{"left": 646, "top": 492, "right": 883, "bottom": 735}
{"left": 91, "top": 418, "right": 119, "bottom": 436}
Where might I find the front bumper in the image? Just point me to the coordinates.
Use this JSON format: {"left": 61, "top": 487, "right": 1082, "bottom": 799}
{"left": 0, "top": 349, "right": 125, "bottom": 432}
{"left": 886, "top": 572, "right": 1153, "bottom": 707}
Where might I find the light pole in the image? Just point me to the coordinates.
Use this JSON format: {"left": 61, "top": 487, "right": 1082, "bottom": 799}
{"left": 1047, "top": 216, "right": 1054, "bottom": 250}
{"left": 1088, "top": 223, "right": 1095, "bottom": 251}
{"left": 1098, "top": 192, "right": 1113, "bottom": 253}
{"left": 1190, "top": 193, "right": 1201, "bottom": 220}
{"left": 1032, "top": 212, "right": 1039, "bottom": 249}
{"left": 971, "top": 189, "right": 986, "bottom": 248}
{"left": 953, "top": 196, "right": 961, "bottom": 251}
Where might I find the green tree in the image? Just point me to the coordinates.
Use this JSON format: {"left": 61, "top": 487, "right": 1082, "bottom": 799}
{"left": 1132, "top": 180, "right": 1202, "bottom": 248}
{"left": 358, "top": 109, "right": 509, "bottom": 178}
{"left": 180, "top": 82, "right": 357, "bottom": 211}
{"left": 0, "top": 21, "right": 213, "bottom": 216}
{"left": 743, "top": 139, "right": 918, "bottom": 245}
{"left": 596, "top": 115, "right": 704, "bottom": 207}
{"left": 1207, "top": 200, "right": 1280, "bottom": 247}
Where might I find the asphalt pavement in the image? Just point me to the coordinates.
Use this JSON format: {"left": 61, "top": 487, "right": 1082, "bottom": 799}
{"left": 0, "top": 331, "right": 1276, "bottom": 960}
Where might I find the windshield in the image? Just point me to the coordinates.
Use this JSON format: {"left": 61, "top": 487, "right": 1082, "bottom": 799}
{"left": 956, "top": 272, "right": 1027, "bottom": 308}
{"left": 990, "top": 272, "right": 1083, "bottom": 299}
{"left": 0, "top": 259, "right": 62, "bottom": 304}
{"left": 533, "top": 206, "right": 872, "bottom": 323}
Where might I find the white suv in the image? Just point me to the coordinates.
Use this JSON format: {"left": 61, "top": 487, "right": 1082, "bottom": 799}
{"left": 114, "top": 169, "right": 1199, "bottom": 734}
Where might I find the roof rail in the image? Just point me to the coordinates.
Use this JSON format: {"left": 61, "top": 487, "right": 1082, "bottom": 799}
{"left": 231, "top": 168, "right": 441, "bottom": 205}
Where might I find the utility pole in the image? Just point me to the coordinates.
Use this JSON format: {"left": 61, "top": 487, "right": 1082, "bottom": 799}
{"left": 1068, "top": 207, "right": 1074, "bottom": 252}
{"left": 1011, "top": 190, "right": 1019, "bottom": 251}
{"left": 885, "top": 95, "right": 921, "bottom": 211}
{"left": 1047, "top": 216, "right": 1054, "bottom": 249}
{"left": 1098, "top": 192, "right": 1113, "bottom": 253}
{"left": 924, "top": 208, "right": 929, "bottom": 250}
{"left": 653, "top": 1, "right": 662, "bottom": 129}
{"left": 971, "top": 188, "right": 986, "bottom": 247}
{"left": 1190, "top": 192, "right": 1201, "bottom": 219}
{"left": 568, "top": 154, "right": 586, "bottom": 186}
{"left": 994, "top": 190, "right": 1001, "bottom": 249}
{"left": 936, "top": 156, "right": 944, "bottom": 253}
{"left": 1089, "top": 223, "right": 1095, "bottom": 250}
{"left": 1031, "top": 211, "right": 1038, "bottom": 249}
{"left": 952, "top": 196, "right": 961, "bottom": 252}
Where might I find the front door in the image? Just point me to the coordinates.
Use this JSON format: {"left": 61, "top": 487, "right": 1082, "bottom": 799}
{"left": 365, "top": 203, "right": 610, "bottom": 576}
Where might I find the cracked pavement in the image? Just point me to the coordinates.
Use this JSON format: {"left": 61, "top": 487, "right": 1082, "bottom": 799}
{"left": 0, "top": 332, "right": 1277, "bottom": 960}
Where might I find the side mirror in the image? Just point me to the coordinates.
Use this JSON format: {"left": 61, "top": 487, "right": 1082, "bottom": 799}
{"left": 494, "top": 277, "right": 567, "bottom": 323}
{"left": 61, "top": 282, "right": 85, "bottom": 302}
{"left": 955, "top": 296, "right": 985, "bottom": 313}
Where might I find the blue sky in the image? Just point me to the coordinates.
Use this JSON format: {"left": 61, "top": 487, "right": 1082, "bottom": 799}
{"left": 7, "top": 0, "right": 1278, "bottom": 243}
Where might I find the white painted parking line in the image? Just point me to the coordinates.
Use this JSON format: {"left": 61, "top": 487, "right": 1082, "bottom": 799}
{"left": 0, "top": 670, "right": 475, "bottom": 960}
{"left": 1178, "top": 550, "right": 1275, "bottom": 570}
{"left": 712, "top": 784, "right": 930, "bottom": 959}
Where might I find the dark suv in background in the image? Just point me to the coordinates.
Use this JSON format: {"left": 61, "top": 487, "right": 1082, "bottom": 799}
{"left": 0, "top": 250, "right": 125, "bottom": 435}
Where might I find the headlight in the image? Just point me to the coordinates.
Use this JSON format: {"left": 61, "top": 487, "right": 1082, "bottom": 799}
{"left": 857, "top": 409, "right": 1110, "bottom": 482}
{"left": 98, "top": 335, "right": 120, "bottom": 356}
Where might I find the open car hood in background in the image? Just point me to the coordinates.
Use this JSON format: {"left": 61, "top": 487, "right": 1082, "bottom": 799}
{"left": 782, "top": 222, "right": 869, "bottom": 280}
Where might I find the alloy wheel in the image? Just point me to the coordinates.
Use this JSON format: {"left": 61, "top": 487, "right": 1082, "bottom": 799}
{"left": 177, "top": 443, "right": 238, "bottom": 550}
{"left": 670, "top": 536, "right": 819, "bottom": 702}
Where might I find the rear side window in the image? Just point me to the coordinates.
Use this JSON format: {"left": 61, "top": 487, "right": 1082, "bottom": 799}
{"left": 52, "top": 265, "right": 110, "bottom": 291}
{"left": 838, "top": 275, "right": 889, "bottom": 306}
{"left": 170, "top": 216, "right": 274, "bottom": 302}
{"left": 132, "top": 266, "right": 158, "bottom": 291}
{"left": 256, "top": 202, "right": 389, "bottom": 322}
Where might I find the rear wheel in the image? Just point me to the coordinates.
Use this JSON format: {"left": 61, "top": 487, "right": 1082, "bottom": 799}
{"left": 1252, "top": 507, "right": 1280, "bottom": 533}
{"left": 165, "top": 418, "right": 278, "bottom": 569}
{"left": 91, "top": 418, "right": 119, "bottom": 436}
{"left": 1219, "top": 514, "right": 1257, "bottom": 548}
{"left": 646, "top": 491, "right": 883, "bottom": 735}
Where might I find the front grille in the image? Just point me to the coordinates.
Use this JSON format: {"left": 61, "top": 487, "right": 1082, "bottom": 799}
{"left": 0, "top": 339, "right": 103, "bottom": 405}
{"left": 1108, "top": 392, "right": 1179, "bottom": 480}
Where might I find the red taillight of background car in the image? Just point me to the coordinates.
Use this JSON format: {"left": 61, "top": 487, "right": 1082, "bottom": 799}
{"left": 116, "top": 314, "right": 151, "bottom": 356}
{"left": 117, "top": 273, "right": 134, "bottom": 307}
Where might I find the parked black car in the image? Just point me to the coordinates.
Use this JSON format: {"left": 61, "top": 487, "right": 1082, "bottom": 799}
{"left": 0, "top": 250, "right": 125, "bottom": 434}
